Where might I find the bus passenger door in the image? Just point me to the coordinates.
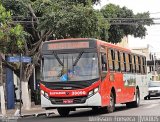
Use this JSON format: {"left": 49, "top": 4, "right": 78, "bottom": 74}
{"left": 100, "top": 51, "right": 110, "bottom": 106}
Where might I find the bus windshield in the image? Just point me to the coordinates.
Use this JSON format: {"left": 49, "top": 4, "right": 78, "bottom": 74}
{"left": 41, "top": 52, "right": 99, "bottom": 82}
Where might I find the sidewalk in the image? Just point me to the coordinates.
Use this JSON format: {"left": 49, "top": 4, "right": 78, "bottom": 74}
{"left": 0, "top": 104, "right": 56, "bottom": 118}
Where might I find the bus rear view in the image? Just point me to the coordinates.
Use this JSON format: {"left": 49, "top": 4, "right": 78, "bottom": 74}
{"left": 40, "top": 38, "right": 101, "bottom": 116}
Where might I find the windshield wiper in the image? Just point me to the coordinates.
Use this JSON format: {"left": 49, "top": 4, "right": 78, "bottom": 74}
{"left": 73, "top": 52, "right": 83, "bottom": 66}
{"left": 53, "top": 51, "right": 64, "bottom": 66}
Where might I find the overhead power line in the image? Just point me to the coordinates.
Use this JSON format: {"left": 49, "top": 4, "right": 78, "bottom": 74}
{"left": 11, "top": 16, "right": 160, "bottom": 20}
{"left": 11, "top": 16, "right": 160, "bottom": 25}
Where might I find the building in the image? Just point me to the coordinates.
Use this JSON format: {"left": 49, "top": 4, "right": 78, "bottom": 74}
{"left": 116, "top": 36, "right": 129, "bottom": 48}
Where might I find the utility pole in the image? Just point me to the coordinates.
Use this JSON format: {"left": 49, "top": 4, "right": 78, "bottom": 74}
{"left": 19, "top": 54, "right": 22, "bottom": 116}
{"left": 153, "top": 53, "right": 156, "bottom": 81}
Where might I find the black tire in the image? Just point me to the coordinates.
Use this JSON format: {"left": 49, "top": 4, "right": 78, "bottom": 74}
{"left": 91, "top": 107, "right": 100, "bottom": 114}
{"left": 57, "top": 108, "right": 70, "bottom": 117}
{"left": 126, "top": 88, "right": 140, "bottom": 108}
{"left": 144, "top": 96, "right": 148, "bottom": 100}
{"left": 107, "top": 92, "right": 115, "bottom": 113}
{"left": 148, "top": 95, "right": 151, "bottom": 100}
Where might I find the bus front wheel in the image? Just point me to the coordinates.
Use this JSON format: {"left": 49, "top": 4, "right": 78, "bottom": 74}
{"left": 107, "top": 92, "right": 115, "bottom": 113}
{"left": 57, "top": 107, "right": 70, "bottom": 117}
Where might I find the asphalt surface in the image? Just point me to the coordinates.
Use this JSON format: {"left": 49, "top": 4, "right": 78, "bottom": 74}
{"left": 6, "top": 97, "right": 160, "bottom": 122}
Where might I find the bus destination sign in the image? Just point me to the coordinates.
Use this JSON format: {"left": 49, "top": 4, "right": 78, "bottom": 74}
{"left": 48, "top": 42, "right": 89, "bottom": 50}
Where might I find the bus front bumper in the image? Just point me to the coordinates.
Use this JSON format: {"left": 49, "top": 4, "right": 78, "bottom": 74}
{"left": 41, "top": 92, "right": 102, "bottom": 108}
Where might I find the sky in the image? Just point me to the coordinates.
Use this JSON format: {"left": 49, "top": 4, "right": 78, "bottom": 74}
{"left": 94, "top": 0, "right": 160, "bottom": 52}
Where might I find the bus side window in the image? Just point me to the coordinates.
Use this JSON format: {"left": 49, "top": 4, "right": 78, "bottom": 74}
{"left": 118, "top": 51, "right": 121, "bottom": 71}
{"left": 108, "top": 49, "right": 113, "bottom": 70}
{"left": 125, "top": 53, "right": 130, "bottom": 72}
{"left": 101, "top": 53, "right": 107, "bottom": 71}
{"left": 115, "top": 51, "right": 119, "bottom": 71}
{"left": 132, "top": 55, "right": 136, "bottom": 73}
{"left": 111, "top": 49, "right": 115, "bottom": 71}
{"left": 123, "top": 53, "right": 126, "bottom": 72}
{"left": 132, "top": 55, "right": 134, "bottom": 73}
{"left": 143, "top": 57, "right": 147, "bottom": 74}
{"left": 129, "top": 54, "right": 132, "bottom": 73}
{"left": 120, "top": 52, "right": 125, "bottom": 72}
{"left": 138, "top": 56, "right": 141, "bottom": 73}
{"left": 135, "top": 56, "right": 139, "bottom": 73}
{"left": 140, "top": 57, "right": 143, "bottom": 74}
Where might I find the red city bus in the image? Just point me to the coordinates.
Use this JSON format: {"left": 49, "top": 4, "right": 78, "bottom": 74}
{"left": 40, "top": 38, "right": 148, "bottom": 116}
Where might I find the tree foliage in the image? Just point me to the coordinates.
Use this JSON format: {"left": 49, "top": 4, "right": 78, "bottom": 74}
{"left": 37, "top": 1, "right": 108, "bottom": 39}
{"left": 1, "top": 0, "right": 109, "bottom": 109}
{"left": 0, "top": 3, "right": 26, "bottom": 54}
{"left": 101, "top": 4, "right": 153, "bottom": 43}
{"left": 1, "top": 0, "right": 109, "bottom": 56}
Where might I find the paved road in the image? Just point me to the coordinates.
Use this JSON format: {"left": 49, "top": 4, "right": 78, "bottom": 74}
{"left": 17, "top": 97, "right": 160, "bottom": 122}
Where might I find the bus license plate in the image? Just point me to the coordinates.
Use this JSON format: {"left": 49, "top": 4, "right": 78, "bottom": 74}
{"left": 63, "top": 99, "right": 73, "bottom": 104}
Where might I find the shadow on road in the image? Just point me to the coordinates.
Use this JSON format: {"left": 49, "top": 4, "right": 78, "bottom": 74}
{"left": 47, "top": 105, "right": 133, "bottom": 118}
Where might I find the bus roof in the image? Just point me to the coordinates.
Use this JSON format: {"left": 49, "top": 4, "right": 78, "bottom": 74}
{"left": 48, "top": 38, "right": 91, "bottom": 42}
{"left": 46, "top": 38, "right": 130, "bottom": 51}
{"left": 96, "top": 39, "right": 131, "bottom": 53}
{"left": 45, "top": 38, "right": 145, "bottom": 56}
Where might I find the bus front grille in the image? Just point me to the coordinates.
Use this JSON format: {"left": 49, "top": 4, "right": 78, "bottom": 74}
{"left": 49, "top": 96, "right": 87, "bottom": 104}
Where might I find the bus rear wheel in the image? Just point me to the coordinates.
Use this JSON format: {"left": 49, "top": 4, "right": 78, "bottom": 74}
{"left": 107, "top": 92, "right": 115, "bottom": 113}
{"left": 126, "top": 88, "right": 140, "bottom": 108}
{"left": 57, "top": 107, "right": 70, "bottom": 117}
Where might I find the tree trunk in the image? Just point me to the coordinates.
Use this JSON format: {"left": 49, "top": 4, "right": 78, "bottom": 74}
{"left": 0, "top": 85, "right": 6, "bottom": 116}
{"left": 20, "top": 63, "right": 34, "bottom": 110}
{"left": 0, "top": 58, "right": 6, "bottom": 116}
{"left": 21, "top": 81, "right": 31, "bottom": 110}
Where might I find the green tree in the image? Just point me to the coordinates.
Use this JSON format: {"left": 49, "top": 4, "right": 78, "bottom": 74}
{"left": 1, "top": 0, "right": 109, "bottom": 109}
{"left": 0, "top": 4, "right": 26, "bottom": 54}
{"left": 101, "top": 4, "right": 153, "bottom": 43}
{"left": 0, "top": 3, "right": 26, "bottom": 115}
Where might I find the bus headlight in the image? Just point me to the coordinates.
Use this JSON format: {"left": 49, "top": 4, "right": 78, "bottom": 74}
{"left": 88, "top": 90, "right": 94, "bottom": 97}
{"left": 88, "top": 87, "right": 99, "bottom": 98}
{"left": 41, "top": 90, "right": 44, "bottom": 95}
{"left": 41, "top": 90, "right": 49, "bottom": 99}
{"left": 44, "top": 92, "right": 49, "bottom": 99}
{"left": 94, "top": 88, "right": 99, "bottom": 93}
